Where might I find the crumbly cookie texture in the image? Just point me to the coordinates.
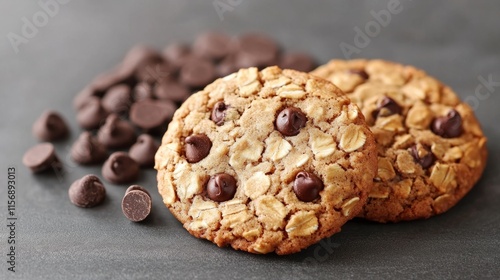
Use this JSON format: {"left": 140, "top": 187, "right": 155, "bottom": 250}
{"left": 312, "top": 59, "right": 488, "bottom": 223}
{"left": 155, "top": 66, "right": 377, "bottom": 254}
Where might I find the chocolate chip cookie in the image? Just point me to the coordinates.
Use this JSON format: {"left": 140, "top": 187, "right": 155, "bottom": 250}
{"left": 155, "top": 66, "right": 377, "bottom": 254}
{"left": 312, "top": 59, "right": 488, "bottom": 222}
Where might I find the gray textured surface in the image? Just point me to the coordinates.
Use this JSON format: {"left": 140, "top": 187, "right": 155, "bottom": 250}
{"left": 1, "top": 1, "right": 500, "bottom": 279}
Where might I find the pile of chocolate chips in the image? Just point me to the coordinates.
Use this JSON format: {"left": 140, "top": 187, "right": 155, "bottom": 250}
{"left": 23, "top": 31, "right": 317, "bottom": 222}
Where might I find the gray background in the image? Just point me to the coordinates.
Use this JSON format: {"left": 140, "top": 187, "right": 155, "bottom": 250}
{"left": 1, "top": 0, "right": 500, "bottom": 279}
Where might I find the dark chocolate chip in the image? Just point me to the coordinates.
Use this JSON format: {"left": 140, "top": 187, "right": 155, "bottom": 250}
{"left": 278, "top": 53, "right": 315, "bottom": 72}
{"left": 119, "top": 45, "right": 163, "bottom": 79}
{"left": 122, "top": 185, "right": 151, "bottom": 222}
{"left": 162, "top": 43, "right": 191, "bottom": 68}
{"left": 102, "top": 152, "right": 140, "bottom": 184}
{"left": 32, "top": 111, "right": 69, "bottom": 141}
{"left": 276, "top": 107, "right": 307, "bottom": 136}
{"left": 179, "top": 57, "right": 216, "bottom": 89}
{"left": 409, "top": 144, "right": 436, "bottom": 169}
{"left": 68, "top": 175, "right": 106, "bottom": 208}
{"left": 136, "top": 61, "right": 173, "bottom": 84}
{"left": 185, "top": 134, "right": 212, "bottom": 163}
{"left": 130, "top": 99, "right": 176, "bottom": 131}
{"left": 102, "top": 84, "right": 132, "bottom": 114}
{"left": 76, "top": 96, "right": 109, "bottom": 130}
{"left": 206, "top": 173, "right": 237, "bottom": 202}
{"left": 97, "top": 114, "right": 136, "bottom": 149}
{"left": 216, "top": 54, "right": 238, "bottom": 77}
{"left": 348, "top": 69, "right": 369, "bottom": 80}
{"left": 73, "top": 85, "right": 100, "bottom": 110}
{"left": 431, "top": 109, "right": 463, "bottom": 138}
{"left": 211, "top": 101, "right": 227, "bottom": 125}
{"left": 22, "top": 143, "right": 62, "bottom": 173}
{"left": 71, "top": 132, "right": 108, "bottom": 165}
{"left": 90, "top": 65, "right": 133, "bottom": 94}
{"left": 372, "top": 96, "right": 402, "bottom": 118}
{"left": 129, "top": 134, "right": 160, "bottom": 167}
{"left": 133, "top": 82, "right": 154, "bottom": 102}
{"left": 193, "top": 32, "right": 233, "bottom": 60}
{"left": 235, "top": 33, "right": 279, "bottom": 69}
{"left": 154, "top": 80, "right": 191, "bottom": 103}
{"left": 293, "top": 171, "right": 324, "bottom": 202}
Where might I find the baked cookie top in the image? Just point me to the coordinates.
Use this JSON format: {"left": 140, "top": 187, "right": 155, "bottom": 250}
{"left": 155, "top": 66, "right": 377, "bottom": 254}
{"left": 312, "top": 59, "right": 488, "bottom": 222}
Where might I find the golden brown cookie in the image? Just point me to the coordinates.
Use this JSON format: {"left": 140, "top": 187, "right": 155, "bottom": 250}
{"left": 312, "top": 59, "right": 488, "bottom": 223}
{"left": 155, "top": 66, "right": 377, "bottom": 254}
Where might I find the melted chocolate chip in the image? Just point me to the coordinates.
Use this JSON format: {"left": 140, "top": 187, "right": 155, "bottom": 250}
{"left": 372, "top": 96, "right": 402, "bottom": 118}
{"left": 293, "top": 171, "right": 324, "bottom": 202}
{"left": 211, "top": 102, "right": 227, "bottom": 125}
{"left": 185, "top": 134, "right": 212, "bottom": 163}
{"left": 431, "top": 109, "right": 463, "bottom": 138}
{"left": 206, "top": 173, "right": 237, "bottom": 202}
{"left": 276, "top": 107, "right": 307, "bottom": 136}
{"left": 348, "top": 69, "right": 369, "bottom": 80}
{"left": 410, "top": 144, "right": 436, "bottom": 169}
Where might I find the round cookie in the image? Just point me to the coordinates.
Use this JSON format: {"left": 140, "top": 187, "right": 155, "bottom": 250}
{"left": 155, "top": 66, "right": 377, "bottom": 254}
{"left": 311, "top": 59, "right": 488, "bottom": 223}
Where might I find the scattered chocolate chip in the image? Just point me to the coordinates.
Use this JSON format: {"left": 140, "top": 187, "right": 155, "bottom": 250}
{"left": 293, "top": 171, "right": 324, "bottom": 202}
{"left": 71, "top": 132, "right": 108, "bottom": 165}
{"left": 235, "top": 33, "right": 279, "bottom": 69}
{"left": 32, "top": 111, "right": 69, "bottom": 141}
{"left": 372, "top": 96, "right": 402, "bottom": 118}
{"left": 431, "top": 109, "right": 463, "bottom": 138}
{"left": 97, "top": 114, "right": 136, "bottom": 149}
{"left": 409, "top": 144, "right": 436, "bottom": 169}
{"left": 211, "top": 101, "right": 227, "bottom": 125}
{"left": 348, "top": 69, "right": 369, "bottom": 80}
{"left": 276, "top": 107, "right": 307, "bottom": 136}
{"left": 76, "top": 96, "right": 109, "bottom": 130}
{"left": 154, "top": 80, "right": 191, "bottom": 103}
{"left": 129, "top": 134, "right": 160, "bottom": 167}
{"left": 193, "top": 32, "right": 233, "bottom": 60}
{"left": 22, "top": 143, "right": 62, "bottom": 173}
{"left": 133, "top": 82, "right": 154, "bottom": 101}
{"left": 130, "top": 99, "right": 175, "bottom": 131}
{"left": 278, "top": 53, "right": 315, "bottom": 72}
{"left": 206, "top": 173, "right": 237, "bottom": 202}
{"left": 162, "top": 43, "right": 191, "bottom": 68}
{"left": 90, "top": 66, "right": 132, "bottom": 94}
{"left": 136, "top": 60, "right": 173, "bottom": 84}
{"left": 102, "top": 152, "right": 140, "bottom": 184}
{"left": 119, "top": 45, "right": 163, "bottom": 79}
{"left": 68, "top": 175, "right": 106, "bottom": 208}
{"left": 185, "top": 134, "right": 212, "bottom": 163}
{"left": 122, "top": 185, "right": 152, "bottom": 222}
{"left": 73, "top": 85, "right": 100, "bottom": 110}
{"left": 102, "top": 84, "right": 132, "bottom": 114}
{"left": 179, "top": 57, "right": 216, "bottom": 89}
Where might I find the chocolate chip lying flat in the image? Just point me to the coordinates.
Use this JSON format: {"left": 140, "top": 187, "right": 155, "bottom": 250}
{"left": 71, "top": 132, "right": 108, "bottom": 165}
{"left": 431, "top": 109, "right": 463, "bottom": 138}
{"left": 293, "top": 171, "right": 324, "bottom": 202}
{"left": 97, "top": 114, "right": 136, "bottom": 149}
{"left": 32, "top": 111, "right": 69, "bottom": 141}
{"left": 185, "top": 134, "right": 212, "bottom": 163}
{"left": 206, "top": 173, "right": 237, "bottom": 202}
{"left": 76, "top": 96, "right": 108, "bottom": 130}
{"left": 179, "top": 58, "right": 216, "bottom": 88}
{"left": 410, "top": 144, "right": 435, "bottom": 169}
{"left": 278, "top": 53, "right": 315, "bottom": 72}
{"left": 276, "top": 107, "right": 307, "bottom": 136}
{"left": 22, "top": 143, "right": 61, "bottom": 173}
{"left": 348, "top": 69, "right": 370, "bottom": 80}
{"left": 211, "top": 101, "right": 227, "bottom": 125}
{"left": 129, "top": 134, "right": 160, "bottom": 167}
{"left": 154, "top": 80, "right": 191, "bottom": 103}
{"left": 130, "top": 99, "right": 175, "bottom": 131}
{"left": 102, "top": 152, "right": 140, "bottom": 184}
{"left": 193, "top": 32, "right": 233, "bottom": 60}
{"left": 68, "top": 175, "right": 106, "bottom": 208}
{"left": 122, "top": 185, "right": 152, "bottom": 222}
{"left": 372, "top": 96, "right": 402, "bottom": 118}
{"left": 102, "top": 84, "right": 132, "bottom": 114}
{"left": 235, "top": 33, "right": 279, "bottom": 68}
